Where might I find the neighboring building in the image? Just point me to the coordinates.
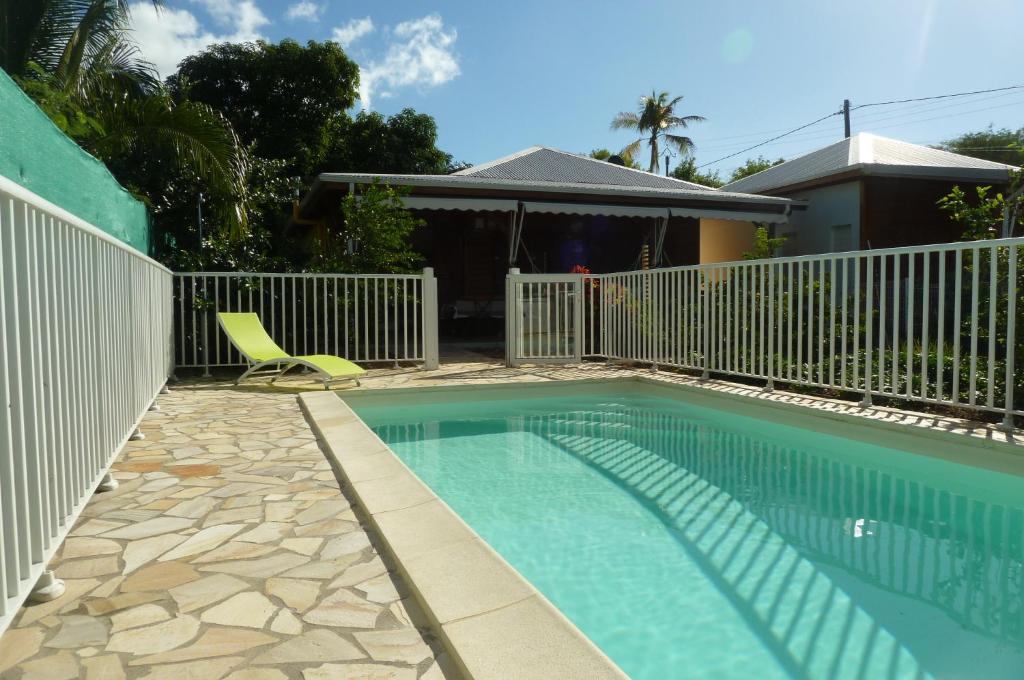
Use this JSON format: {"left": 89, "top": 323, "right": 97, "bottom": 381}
{"left": 721, "top": 133, "right": 1018, "bottom": 256}
{"left": 296, "top": 146, "right": 794, "bottom": 336}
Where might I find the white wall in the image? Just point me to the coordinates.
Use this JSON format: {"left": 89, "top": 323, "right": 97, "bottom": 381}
{"left": 775, "top": 181, "right": 861, "bottom": 256}
{"left": 699, "top": 219, "right": 756, "bottom": 263}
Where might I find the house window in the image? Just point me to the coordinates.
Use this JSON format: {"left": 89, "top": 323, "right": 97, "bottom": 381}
{"left": 830, "top": 224, "right": 853, "bottom": 252}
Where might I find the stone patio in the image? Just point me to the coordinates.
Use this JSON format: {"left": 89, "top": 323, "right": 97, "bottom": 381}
{"left": 0, "top": 382, "right": 459, "bottom": 680}
{"left": 1, "top": 353, "right": 1019, "bottom": 679}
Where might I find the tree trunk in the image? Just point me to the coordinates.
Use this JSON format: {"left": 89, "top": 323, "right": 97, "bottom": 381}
{"left": 649, "top": 134, "right": 659, "bottom": 173}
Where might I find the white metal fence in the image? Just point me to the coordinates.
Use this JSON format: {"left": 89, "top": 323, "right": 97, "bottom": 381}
{"left": 505, "top": 271, "right": 583, "bottom": 365}
{"left": 509, "top": 237, "right": 1024, "bottom": 424}
{"left": 0, "top": 176, "right": 173, "bottom": 633}
{"left": 173, "top": 269, "right": 439, "bottom": 373}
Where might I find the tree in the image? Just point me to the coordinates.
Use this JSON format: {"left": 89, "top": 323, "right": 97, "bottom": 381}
{"left": 6, "top": 0, "right": 249, "bottom": 234}
{"left": 936, "top": 126, "right": 1024, "bottom": 166}
{"left": 310, "top": 182, "right": 424, "bottom": 274}
{"left": 170, "top": 40, "right": 360, "bottom": 177}
{"left": 611, "top": 91, "right": 705, "bottom": 174}
{"left": 729, "top": 156, "right": 784, "bottom": 183}
{"left": 669, "top": 157, "right": 723, "bottom": 187}
{"left": 323, "top": 109, "right": 453, "bottom": 175}
{"left": 742, "top": 226, "right": 787, "bottom": 259}
{"left": 589, "top": 148, "right": 641, "bottom": 170}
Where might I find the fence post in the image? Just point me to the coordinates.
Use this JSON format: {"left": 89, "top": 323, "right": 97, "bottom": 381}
{"left": 1002, "top": 245, "right": 1017, "bottom": 431}
{"left": 421, "top": 267, "right": 439, "bottom": 370}
{"left": 506, "top": 268, "right": 520, "bottom": 367}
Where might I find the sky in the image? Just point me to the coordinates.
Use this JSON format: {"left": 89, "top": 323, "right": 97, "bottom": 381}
{"left": 128, "top": 0, "right": 1024, "bottom": 179}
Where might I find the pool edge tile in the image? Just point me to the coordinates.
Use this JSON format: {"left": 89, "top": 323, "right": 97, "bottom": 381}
{"left": 298, "top": 391, "right": 630, "bottom": 680}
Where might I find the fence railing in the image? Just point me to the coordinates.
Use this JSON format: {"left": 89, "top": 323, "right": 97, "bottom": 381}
{"left": 173, "top": 269, "right": 439, "bottom": 373}
{"left": 0, "top": 175, "right": 173, "bottom": 633}
{"left": 572, "top": 238, "right": 1024, "bottom": 424}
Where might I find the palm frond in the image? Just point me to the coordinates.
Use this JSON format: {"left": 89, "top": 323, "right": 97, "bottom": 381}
{"left": 610, "top": 111, "right": 641, "bottom": 131}
{"left": 663, "top": 133, "right": 696, "bottom": 155}
{"left": 620, "top": 138, "right": 643, "bottom": 160}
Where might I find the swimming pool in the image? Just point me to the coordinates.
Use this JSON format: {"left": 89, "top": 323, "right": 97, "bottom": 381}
{"left": 351, "top": 384, "right": 1024, "bottom": 680}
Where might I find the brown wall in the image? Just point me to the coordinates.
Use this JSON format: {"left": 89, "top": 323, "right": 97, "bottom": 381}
{"left": 860, "top": 177, "right": 1001, "bottom": 249}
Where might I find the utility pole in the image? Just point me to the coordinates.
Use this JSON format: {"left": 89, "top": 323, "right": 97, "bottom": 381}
{"left": 665, "top": 153, "right": 670, "bottom": 176}
{"left": 843, "top": 99, "right": 851, "bottom": 138}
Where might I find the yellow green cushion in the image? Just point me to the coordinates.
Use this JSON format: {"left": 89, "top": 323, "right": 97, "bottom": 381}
{"left": 217, "top": 312, "right": 290, "bottom": 362}
{"left": 295, "top": 355, "right": 365, "bottom": 378}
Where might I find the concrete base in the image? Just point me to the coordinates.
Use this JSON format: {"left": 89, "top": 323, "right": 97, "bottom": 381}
{"left": 97, "top": 473, "right": 119, "bottom": 492}
{"left": 28, "top": 570, "right": 65, "bottom": 604}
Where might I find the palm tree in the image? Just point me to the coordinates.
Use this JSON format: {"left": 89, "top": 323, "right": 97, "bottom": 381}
{"left": 611, "top": 91, "right": 705, "bottom": 174}
{"left": 1, "top": 0, "right": 249, "bottom": 232}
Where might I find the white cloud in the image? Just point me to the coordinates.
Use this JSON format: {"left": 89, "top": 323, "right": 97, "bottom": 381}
{"left": 331, "top": 17, "right": 374, "bottom": 47}
{"left": 286, "top": 2, "right": 321, "bottom": 21}
{"left": 358, "top": 14, "right": 459, "bottom": 109}
{"left": 127, "top": 0, "right": 268, "bottom": 78}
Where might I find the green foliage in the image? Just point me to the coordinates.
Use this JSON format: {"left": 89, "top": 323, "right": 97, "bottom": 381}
{"left": 7, "top": 0, "right": 249, "bottom": 236}
{"left": 169, "top": 39, "right": 360, "bottom": 177}
{"left": 742, "top": 226, "right": 786, "bottom": 259}
{"left": 729, "top": 155, "right": 784, "bottom": 183}
{"left": 310, "top": 182, "right": 424, "bottom": 274}
{"left": 611, "top": 91, "right": 705, "bottom": 173}
{"left": 324, "top": 108, "right": 453, "bottom": 175}
{"left": 669, "top": 157, "right": 723, "bottom": 187}
{"left": 936, "top": 126, "right": 1024, "bottom": 166}
{"left": 589, "top": 148, "right": 641, "bottom": 170}
{"left": 937, "top": 185, "right": 1007, "bottom": 240}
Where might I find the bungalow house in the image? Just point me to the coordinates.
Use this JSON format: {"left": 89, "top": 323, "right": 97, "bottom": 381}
{"left": 721, "top": 132, "right": 1018, "bottom": 256}
{"left": 295, "top": 146, "right": 794, "bottom": 336}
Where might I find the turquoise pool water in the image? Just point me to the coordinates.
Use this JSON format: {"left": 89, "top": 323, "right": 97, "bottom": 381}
{"left": 354, "top": 391, "right": 1024, "bottom": 680}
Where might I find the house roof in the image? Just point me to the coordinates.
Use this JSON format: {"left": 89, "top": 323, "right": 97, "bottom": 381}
{"left": 721, "top": 133, "right": 1018, "bottom": 195}
{"left": 452, "top": 146, "right": 714, "bottom": 191}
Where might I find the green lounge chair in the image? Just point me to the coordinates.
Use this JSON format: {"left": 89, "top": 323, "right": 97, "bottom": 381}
{"left": 217, "top": 312, "right": 364, "bottom": 389}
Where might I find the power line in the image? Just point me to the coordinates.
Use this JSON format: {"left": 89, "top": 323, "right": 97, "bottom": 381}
{"left": 697, "top": 84, "right": 1024, "bottom": 169}
{"left": 851, "top": 84, "right": 1024, "bottom": 111}
{"left": 698, "top": 110, "right": 842, "bottom": 168}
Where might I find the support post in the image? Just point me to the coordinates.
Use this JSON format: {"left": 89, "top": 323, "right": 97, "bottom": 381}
{"left": 28, "top": 570, "right": 65, "bottom": 603}
{"left": 843, "top": 99, "right": 851, "bottom": 138}
{"left": 506, "top": 268, "right": 520, "bottom": 367}
{"left": 97, "top": 472, "right": 119, "bottom": 492}
{"left": 422, "top": 267, "right": 439, "bottom": 370}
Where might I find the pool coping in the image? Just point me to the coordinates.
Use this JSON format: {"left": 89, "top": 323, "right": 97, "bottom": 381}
{"left": 298, "top": 390, "right": 630, "bottom": 680}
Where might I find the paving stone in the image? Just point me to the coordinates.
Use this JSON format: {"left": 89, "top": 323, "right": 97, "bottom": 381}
{"left": 224, "top": 670, "right": 290, "bottom": 680}
{"left": 164, "top": 496, "right": 218, "bottom": 519}
{"left": 127, "top": 628, "right": 276, "bottom": 666}
{"left": 101, "top": 517, "right": 195, "bottom": 540}
{"left": 321, "top": 533, "right": 371, "bottom": 559}
{"left": 198, "top": 552, "right": 308, "bottom": 578}
{"left": 190, "top": 540, "right": 278, "bottom": 564}
{"left": 18, "top": 578, "right": 101, "bottom": 625}
{"left": 203, "top": 505, "right": 264, "bottom": 525}
{"left": 251, "top": 629, "right": 365, "bottom": 664}
{"left": 235, "top": 522, "right": 291, "bottom": 544}
{"left": 293, "top": 518, "right": 358, "bottom": 538}
{"left": 19, "top": 650, "right": 80, "bottom": 680}
{"left": 329, "top": 557, "right": 387, "bottom": 589}
{"left": 121, "top": 561, "right": 200, "bottom": 593}
{"left": 269, "top": 608, "right": 303, "bottom": 635}
{"left": 0, "top": 626, "right": 45, "bottom": 672}
{"left": 265, "top": 578, "right": 321, "bottom": 613}
{"left": 109, "top": 603, "right": 171, "bottom": 633}
{"left": 302, "top": 588, "right": 383, "bottom": 629}
{"left": 169, "top": 573, "right": 250, "bottom": 613}
{"left": 280, "top": 554, "right": 363, "bottom": 580}
{"left": 294, "top": 500, "right": 349, "bottom": 525}
{"left": 158, "top": 523, "right": 245, "bottom": 561}
{"left": 201, "top": 592, "right": 278, "bottom": 628}
{"left": 61, "top": 537, "right": 122, "bottom": 560}
{"left": 73, "top": 519, "right": 126, "bottom": 536}
{"left": 44, "top": 615, "right": 109, "bottom": 649}
{"left": 57, "top": 555, "right": 121, "bottom": 579}
{"left": 167, "top": 463, "right": 221, "bottom": 477}
{"left": 105, "top": 615, "right": 200, "bottom": 655}
{"left": 83, "top": 591, "right": 168, "bottom": 617}
{"left": 81, "top": 654, "right": 126, "bottom": 680}
{"left": 121, "top": 533, "right": 189, "bottom": 574}
{"left": 352, "top": 629, "right": 433, "bottom": 665}
{"left": 134, "top": 656, "right": 244, "bottom": 679}
{"left": 281, "top": 537, "right": 323, "bottom": 556}
{"left": 303, "top": 663, "right": 417, "bottom": 680}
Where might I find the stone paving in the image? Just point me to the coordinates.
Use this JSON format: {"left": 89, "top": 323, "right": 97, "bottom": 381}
{"left": 0, "top": 385, "right": 457, "bottom": 680}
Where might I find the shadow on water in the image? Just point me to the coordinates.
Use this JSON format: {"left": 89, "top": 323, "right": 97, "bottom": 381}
{"left": 522, "top": 406, "right": 1024, "bottom": 680}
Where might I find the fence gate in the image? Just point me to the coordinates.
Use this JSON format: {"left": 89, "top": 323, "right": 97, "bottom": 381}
{"left": 505, "top": 270, "right": 584, "bottom": 366}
